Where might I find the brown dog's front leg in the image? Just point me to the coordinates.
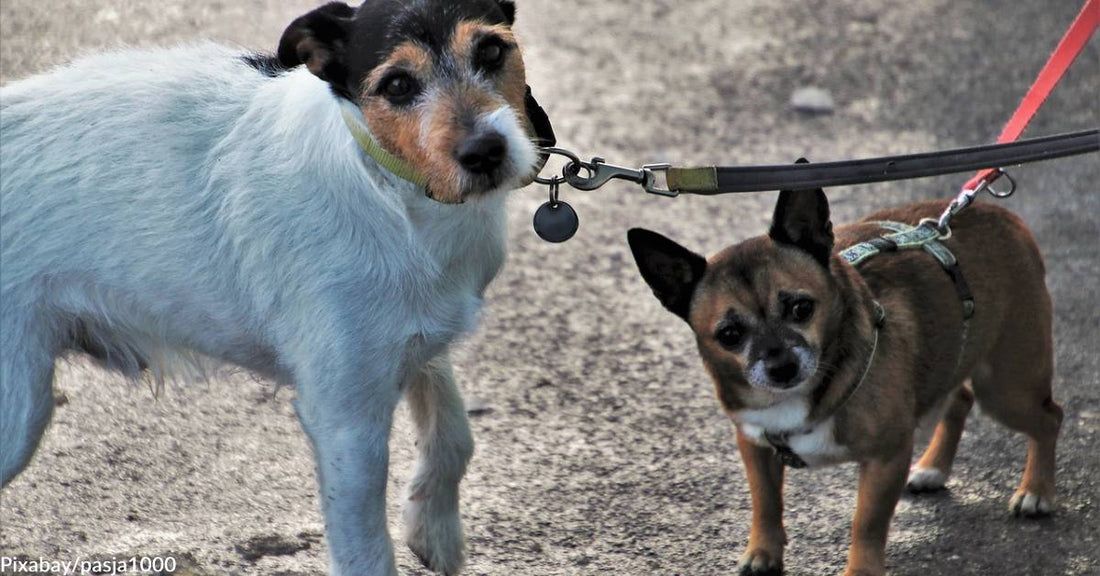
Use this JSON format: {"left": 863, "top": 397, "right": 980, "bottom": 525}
{"left": 736, "top": 427, "right": 786, "bottom": 576}
{"left": 845, "top": 447, "right": 912, "bottom": 576}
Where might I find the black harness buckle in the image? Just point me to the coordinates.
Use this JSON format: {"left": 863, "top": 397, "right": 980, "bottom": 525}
{"left": 764, "top": 431, "right": 808, "bottom": 469}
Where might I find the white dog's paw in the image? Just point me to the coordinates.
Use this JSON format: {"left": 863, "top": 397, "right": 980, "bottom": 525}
{"left": 404, "top": 492, "right": 465, "bottom": 575}
{"left": 906, "top": 467, "right": 947, "bottom": 493}
{"left": 1009, "top": 490, "right": 1054, "bottom": 518}
{"left": 330, "top": 561, "right": 399, "bottom": 576}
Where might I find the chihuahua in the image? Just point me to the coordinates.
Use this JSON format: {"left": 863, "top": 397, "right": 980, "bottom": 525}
{"left": 628, "top": 189, "right": 1061, "bottom": 576}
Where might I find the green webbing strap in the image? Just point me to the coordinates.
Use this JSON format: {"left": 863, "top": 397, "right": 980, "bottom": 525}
{"left": 839, "top": 221, "right": 974, "bottom": 319}
{"left": 874, "top": 221, "right": 959, "bottom": 268}
{"left": 340, "top": 108, "right": 431, "bottom": 189}
{"left": 839, "top": 221, "right": 946, "bottom": 266}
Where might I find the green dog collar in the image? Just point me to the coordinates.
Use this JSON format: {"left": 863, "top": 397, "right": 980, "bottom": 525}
{"left": 340, "top": 105, "right": 549, "bottom": 195}
{"left": 340, "top": 108, "right": 430, "bottom": 189}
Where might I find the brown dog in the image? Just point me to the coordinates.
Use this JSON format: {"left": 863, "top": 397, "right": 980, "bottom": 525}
{"left": 628, "top": 188, "right": 1061, "bottom": 576}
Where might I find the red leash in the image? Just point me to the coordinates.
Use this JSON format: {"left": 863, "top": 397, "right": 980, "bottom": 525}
{"left": 963, "top": 0, "right": 1099, "bottom": 192}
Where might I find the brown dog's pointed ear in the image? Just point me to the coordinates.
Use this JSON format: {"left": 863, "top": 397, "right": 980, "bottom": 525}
{"left": 628, "top": 228, "right": 707, "bottom": 321}
{"left": 768, "top": 167, "right": 834, "bottom": 267}
{"left": 496, "top": 0, "right": 516, "bottom": 24}
{"left": 278, "top": 2, "right": 356, "bottom": 95}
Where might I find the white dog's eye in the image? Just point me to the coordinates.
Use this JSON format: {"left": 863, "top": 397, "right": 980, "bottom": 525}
{"left": 380, "top": 72, "right": 419, "bottom": 105}
{"left": 475, "top": 38, "right": 509, "bottom": 71}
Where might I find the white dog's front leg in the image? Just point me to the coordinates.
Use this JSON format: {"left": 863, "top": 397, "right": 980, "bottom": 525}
{"left": 295, "top": 361, "right": 403, "bottom": 576}
{"left": 403, "top": 354, "right": 474, "bottom": 575}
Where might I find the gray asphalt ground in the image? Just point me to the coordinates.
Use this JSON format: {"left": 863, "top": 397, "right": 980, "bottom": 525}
{"left": 1, "top": 1, "right": 1098, "bottom": 575}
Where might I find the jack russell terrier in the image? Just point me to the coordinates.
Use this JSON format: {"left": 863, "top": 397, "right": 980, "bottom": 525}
{"left": 0, "top": 1, "right": 554, "bottom": 574}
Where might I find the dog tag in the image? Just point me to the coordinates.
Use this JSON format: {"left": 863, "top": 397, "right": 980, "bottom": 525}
{"left": 533, "top": 200, "right": 579, "bottom": 243}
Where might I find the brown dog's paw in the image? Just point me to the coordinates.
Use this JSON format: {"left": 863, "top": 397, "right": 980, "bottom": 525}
{"left": 905, "top": 467, "right": 947, "bottom": 493}
{"left": 738, "top": 549, "right": 783, "bottom": 576}
{"left": 842, "top": 569, "right": 882, "bottom": 576}
{"left": 1009, "top": 490, "right": 1054, "bottom": 517}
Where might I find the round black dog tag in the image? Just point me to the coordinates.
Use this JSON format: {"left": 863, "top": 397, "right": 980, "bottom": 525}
{"left": 533, "top": 200, "right": 579, "bottom": 243}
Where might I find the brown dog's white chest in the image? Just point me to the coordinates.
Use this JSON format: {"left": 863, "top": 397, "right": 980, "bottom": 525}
{"left": 736, "top": 398, "right": 851, "bottom": 468}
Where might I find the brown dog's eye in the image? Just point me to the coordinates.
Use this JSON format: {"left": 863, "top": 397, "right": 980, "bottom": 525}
{"left": 475, "top": 39, "right": 507, "bottom": 70}
{"left": 715, "top": 324, "right": 745, "bottom": 349}
{"left": 380, "top": 73, "right": 419, "bottom": 105}
{"left": 788, "top": 299, "right": 815, "bottom": 323}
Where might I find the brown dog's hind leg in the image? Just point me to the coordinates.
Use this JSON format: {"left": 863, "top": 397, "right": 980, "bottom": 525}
{"left": 1008, "top": 396, "right": 1063, "bottom": 517}
{"left": 976, "top": 381, "right": 1062, "bottom": 517}
{"left": 971, "top": 309, "right": 1061, "bottom": 517}
{"left": 978, "top": 386, "right": 1062, "bottom": 516}
{"left": 907, "top": 384, "right": 975, "bottom": 493}
{"left": 735, "top": 427, "right": 786, "bottom": 576}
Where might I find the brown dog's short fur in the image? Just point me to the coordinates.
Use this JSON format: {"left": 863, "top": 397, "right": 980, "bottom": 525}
{"left": 629, "top": 190, "right": 1060, "bottom": 576}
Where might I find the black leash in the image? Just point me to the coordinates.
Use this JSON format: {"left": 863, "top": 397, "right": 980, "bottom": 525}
{"left": 668, "top": 129, "right": 1098, "bottom": 195}
{"left": 539, "top": 129, "right": 1097, "bottom": 196}
{"left": 531, "top": 129, "right": 1099, "bottom": 242}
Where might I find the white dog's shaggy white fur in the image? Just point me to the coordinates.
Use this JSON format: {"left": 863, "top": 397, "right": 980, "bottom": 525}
{"left": 0, "top": 42, "right": 537, "bottom": 575}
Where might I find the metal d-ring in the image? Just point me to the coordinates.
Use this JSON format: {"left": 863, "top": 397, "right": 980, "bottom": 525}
{"left": 533, "top": 147, "right": 583, "bottom": 186}
{"left": 985, "top": 169, "right": 1017, "bottom": 198}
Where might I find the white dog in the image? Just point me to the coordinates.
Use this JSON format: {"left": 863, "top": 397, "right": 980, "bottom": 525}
{"left": 0, "top": 1, "right": 554, "bottom": 574}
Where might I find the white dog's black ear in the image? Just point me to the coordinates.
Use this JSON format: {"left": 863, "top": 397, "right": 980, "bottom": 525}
{"left": 769, "top": 159, "right": 834, "bottom": 266}
{"left": 496, "top": 0, "right": 516, "bottom": 24}
{"left": 628, "top": 228, "right": 707, "bottom": 321}
{"left": 525, "top": 85, "right": 555, "bottom": 148}
{"left": 278, "top": 2, "right": 355, "bottom": 92}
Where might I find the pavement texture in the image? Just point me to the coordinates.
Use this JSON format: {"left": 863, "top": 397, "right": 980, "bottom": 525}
{"left": 1, "top": 0, "right": 1098, "bottom": 575}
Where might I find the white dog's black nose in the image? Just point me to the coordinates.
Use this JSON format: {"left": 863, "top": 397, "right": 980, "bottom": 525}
{"left": 457, "top": 131, "right": 506, "bottom": 173}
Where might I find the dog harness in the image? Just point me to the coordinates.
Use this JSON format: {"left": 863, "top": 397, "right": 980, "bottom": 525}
{"left": 765, "top": 222, "right": 974, "bottom": 468}
{"left": 840, "top": 221, "right": 975, "bottom": 319}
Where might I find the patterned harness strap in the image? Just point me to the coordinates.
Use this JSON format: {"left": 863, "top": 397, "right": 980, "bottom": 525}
{"left": 840, "top": 221, "right": 975, "bottom": 319}
{"left": 842, "top": 219, "right": 974, "bottom": 396}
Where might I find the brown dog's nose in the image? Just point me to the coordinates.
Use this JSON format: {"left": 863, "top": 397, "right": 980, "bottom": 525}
{"left": 767, "top": 360, "right": 800, "bottom": 384}
{"left": 763, "top": 345, "right": 799, "bottom": 384}
{"left": 456, "top": 131, "right": 506, "bottom": 174}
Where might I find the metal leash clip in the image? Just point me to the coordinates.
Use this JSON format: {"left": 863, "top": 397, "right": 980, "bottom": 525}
{"left": 934, "top": 168, "right": 1017, "bottom": 236}
{"left": 534, "top": 147, "right": 674, "bottom": 196}
{"left": 530, "top": 148, "right": 673, "bottom": 243}
{"left": 564, "top": 157, "right": 675, "bottom": 197}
